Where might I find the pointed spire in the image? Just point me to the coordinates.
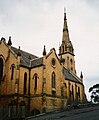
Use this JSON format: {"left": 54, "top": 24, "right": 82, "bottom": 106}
{"left": 43, "top": 45, "right": 46, "bottom": 56}
{"left": 8, "top": 36, "right": 12, "bottom": 46}
{"left": 17, "top": 46, "right": 21, "bottom": 56}
{"left": 59, "top": 8, "right": 74, "bottom": 55}
{"left": 63, "top": 7, "right": 68, "bottom": 32}
{"left": 59, "top": 8, "right": 76, "bottom": 74}
{"left": 61, "top": 8, "right": 70, "bottom": 53}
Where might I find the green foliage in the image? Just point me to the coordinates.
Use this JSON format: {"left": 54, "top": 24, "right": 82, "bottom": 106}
{"left": 89, "top": 84, "right": 99, "bottom": 103}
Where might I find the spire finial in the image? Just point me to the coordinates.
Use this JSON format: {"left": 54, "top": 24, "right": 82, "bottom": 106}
{"left": 8, "top": 36, "right": 12, "bottom": 46}
{"left": 64, "top": 7, "right": 66, "bottom": 13}
{"left": 17, "top": 46, "right": 21, "bottom": 56}
{"left": 43, "top": 45, "right": 46, "bottom": 56}
{"left": 80, "top": 71, "right": 83, "bottom": 79}
{"left": 64, "top": 7, "right": 66, "bottom": 20}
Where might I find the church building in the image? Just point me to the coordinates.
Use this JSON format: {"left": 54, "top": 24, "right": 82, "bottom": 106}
{"left": 0, "top": 10, "right": 86, "bottom": 115}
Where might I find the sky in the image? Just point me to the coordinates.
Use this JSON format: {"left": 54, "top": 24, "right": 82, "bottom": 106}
{"left": 0, "top": 0, "right": 99, "bottom": 100}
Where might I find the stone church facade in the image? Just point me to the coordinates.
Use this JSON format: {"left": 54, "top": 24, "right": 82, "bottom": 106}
{"left": 0, "top": 10, "right": 86, "bottom": 114}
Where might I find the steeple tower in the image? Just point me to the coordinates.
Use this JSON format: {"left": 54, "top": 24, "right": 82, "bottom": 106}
{"left": 59, "top": 8, "right": 76, "bottom": 74}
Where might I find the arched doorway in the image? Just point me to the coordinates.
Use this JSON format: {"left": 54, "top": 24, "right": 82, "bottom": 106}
{"left": 31, "top": 108, "right": 40, "bottom": 116}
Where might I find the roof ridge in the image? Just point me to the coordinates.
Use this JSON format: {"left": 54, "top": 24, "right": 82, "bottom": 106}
{"left": 11, "top": 46, "right": 38, "bottom": 58}
{"left": 30, "top": 57, "right": 43, "bottom": 61}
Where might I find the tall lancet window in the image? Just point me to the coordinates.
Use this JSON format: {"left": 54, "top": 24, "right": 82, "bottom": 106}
{"left": 0, "top": 58, "right": 3, "bottom": 84}
{"left": 34, "top": 75, "right": 37, "bottom": 90}
{"left": 78, "top": 87, "right": 80, "bottom": 97}
{"left": 33, "top": 73, "right": 38, "bottom": 93}
{"left": 10, "top": 64, "right": 15, "bottom": 80}
{"left": 52, "top": 72, "right": 56, "bottom": 89}
{"left": 72, "top": 85, "right": 74, "bottom": 100}
{"left": 24, "top": 72, "right": 27, "bottom": 94}
{"left": 62, "top": 46, "right": 64, "bottom": 53}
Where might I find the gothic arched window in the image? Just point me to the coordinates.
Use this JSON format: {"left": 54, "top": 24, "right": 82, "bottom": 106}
{"left": 70, "top": 59, "right": 73, "bottom": 65}
{"left": 24, "top": 72, "right": 27, "bottom": 94}
{"left": 52, "top": 72, "right": 56, "bottom": 89}
{"left": 71, "top": 67, "right": 73, "bottom": 71}
{"left": 33, "top": 73, "right": 38, "bottom": 91}
{"left": 0, "top": 58, "right": 3, "bottom": 84}
{"left": 78, "top": 87, "right": 80, "bottom": 97}
{"left": 62, "top": 46, "right": 64, "bottom": 53}
{"left": 72, "top": 85, "right": 74, "bottom": 100}
{"left": 10, "top": 64, "right": 15, "bottom": 80}
{"left": 34, "top": 75, "right": 37, "bottom": 90}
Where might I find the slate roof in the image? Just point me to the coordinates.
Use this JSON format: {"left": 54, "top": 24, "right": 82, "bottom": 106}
{"left": 31, "top": 57, "right": 43, "bottom": 68}
{"left": 63, "top": 67, "right": 82, "bottom": 84}
{"left": 11, "top": 46, "right": 42, "bottom": 68}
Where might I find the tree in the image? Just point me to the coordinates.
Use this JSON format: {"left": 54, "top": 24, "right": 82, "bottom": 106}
{"left": 89, "top": 84, "right": 99, "bottom": 103}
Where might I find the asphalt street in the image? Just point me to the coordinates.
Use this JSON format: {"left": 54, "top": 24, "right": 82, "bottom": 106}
{"left": 26, "top": 105, "right": 99, "bottom": 120}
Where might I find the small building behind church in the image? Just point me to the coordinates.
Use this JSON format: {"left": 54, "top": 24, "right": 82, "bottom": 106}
{"left": 0, "top": 10, "right": 86, "bottom": 116}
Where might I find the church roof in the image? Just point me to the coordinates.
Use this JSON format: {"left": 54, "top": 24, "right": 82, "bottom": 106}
{"left": 11, "top": 46, "right": 38, "bottom": 67}
{"left": 11, "top": 47, "right": 82, "bottom": 84}
{"left": 63, "top": 67, "right": 82, "bottom": 84}
{"left": 31, "top": 57, "right": 43, "bottom": 68}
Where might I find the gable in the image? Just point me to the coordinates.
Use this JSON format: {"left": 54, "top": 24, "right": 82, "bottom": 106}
{"left": 0, "top": 40, "right": 9, "bottom": 60}
{"left": 46, "top": 48, "right": 61, "bottom": 67}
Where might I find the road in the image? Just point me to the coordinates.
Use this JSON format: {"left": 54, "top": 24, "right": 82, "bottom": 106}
{"left": 26, "top": 105, "right": 99, "bottom": 120}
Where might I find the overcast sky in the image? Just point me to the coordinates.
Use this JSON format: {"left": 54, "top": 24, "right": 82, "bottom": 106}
{"left": 0, "top": 0, "right": 99, "bottom": 100}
